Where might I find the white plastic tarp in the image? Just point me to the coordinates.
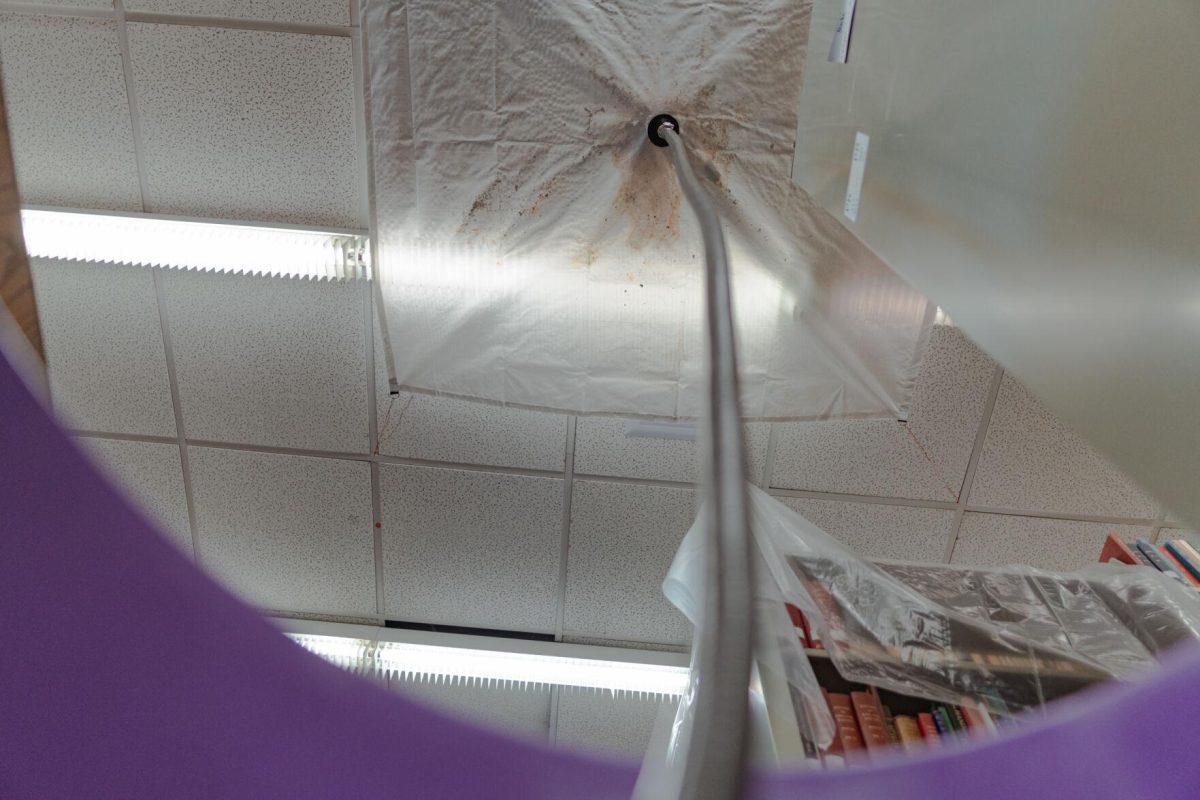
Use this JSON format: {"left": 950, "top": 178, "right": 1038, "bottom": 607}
{"left": 364, "top": 0, "right": 933, "bottom": 419}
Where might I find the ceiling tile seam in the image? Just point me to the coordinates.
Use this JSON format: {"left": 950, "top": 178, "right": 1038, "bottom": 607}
{"left": 349, "top": 25, "right": 370, "bottom": 229}
{"left": 112, "top": 0, "right": 152, "bottom": 213}
{"left": 356, "top": 6, "right": 401, "bottom": 390}
{"left": 943, "top": 365, "right": 1006, "bottom": 563}
{"left": 75, "top": 423, "right": 1170, "bottom": 529}
{"left": 122, "top": 11, "right": 354, "bottom": 37}
{"left": 962, "top": 505, "right": 1162, "bottom": 528}
{"left": 149, "top": 268, "right": 200, "bottom": 561}
{"left": 552, "top": 417, "right": 578, "bottom": 642}
{"left": 765, "top": 486, "right": 958, "bottom": 510}
{"left": 0, "top": 3, "right": 114, "bottom": 20}
{"left": 363, "top": 280, "right": 386, "bottom": 618}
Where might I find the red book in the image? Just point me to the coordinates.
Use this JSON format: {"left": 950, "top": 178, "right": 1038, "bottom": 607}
{"left": 850, "top": 691, "right": 892, "bottom": 752}
{"left": 1161, "top": 545, "right": 1200, "bottom": 587}
{"left": 824, "top": 691, "right": 866, "bottom": 763}
{"left": 916, "top": 712, "right": 942, "bottom": 745}
{"left": 1099, "top": 533, "right": 1140, "bottom": 565}
{"left": 785, "top": 603, "right": 813, "bottom": 647}
{"left": 959, "top": 701, "right": 996, "bottom": 738}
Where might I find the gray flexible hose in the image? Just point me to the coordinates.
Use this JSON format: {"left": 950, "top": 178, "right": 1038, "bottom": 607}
{"left": 660, "top": 123, "right": 753, "bottom": 800}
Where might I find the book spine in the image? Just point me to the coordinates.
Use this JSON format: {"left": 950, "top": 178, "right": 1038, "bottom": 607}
{"left": 1136, "top": 539, "right": 1188, "bottom": 584}
{"left": 880, "top": 702, "right": 900, "bottom": 745}
{"left": 916, "top": 712, "right": 942, "bottom": 744}
{"left": 1131, "top": 548, "right": 1155, "bottom": 568}
{"left": 893, "top": 715, "right": 922, "bottom": 750}
{"left": 1165, "top": 541, "right": 1200, "bottom": 583}
{"left": 825, "top": 692, "right": 866, "bottom": 763}
{"left": 850, "top": 691, "right": 892, "bottom": 752}
{"left": 959, "top": 699, "right": 996, "bottom": 738}
{"left": 934, "top": 706, "right": 956, "bottom": 735}
{"left": 1162, "top": 545, "right": 1200, "bottom": 587}
{"left": 951, "top": 706, "right": 969, "bottom": 733}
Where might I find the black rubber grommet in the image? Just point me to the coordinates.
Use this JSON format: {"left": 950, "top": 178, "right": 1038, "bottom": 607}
{"left": 647, "top": 113, "right": 679, "bottom": 147}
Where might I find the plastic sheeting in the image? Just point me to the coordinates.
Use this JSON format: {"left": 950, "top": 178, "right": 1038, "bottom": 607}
{"left": 363, "top": 0, "right": 933, "bottom": 420}
{"left": 665, "top": 487, "right": 1200, "bottom": 753}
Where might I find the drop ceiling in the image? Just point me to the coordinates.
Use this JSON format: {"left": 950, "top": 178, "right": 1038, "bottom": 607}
{"left": 2, "top": 0, "right": 1188, "bottom": 655}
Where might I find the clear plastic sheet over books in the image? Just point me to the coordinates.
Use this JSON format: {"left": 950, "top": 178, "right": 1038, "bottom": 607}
{"left": 664, "top": 487, "right": 1200, "bottom": 754}
{"left": 363, "top": 0, "right": 933, "bottom": 420}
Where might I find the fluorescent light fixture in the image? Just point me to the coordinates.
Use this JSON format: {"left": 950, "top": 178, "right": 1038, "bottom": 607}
{"left": 284, "top": 626, "right": 689, "bottom": 698}
{"left": 20, "top": 207, "right": 369, "bottom": 281}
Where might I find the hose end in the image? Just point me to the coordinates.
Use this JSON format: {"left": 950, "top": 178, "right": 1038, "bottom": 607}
{"left": 647, "top": 113, "right": 679, "bottom": 147}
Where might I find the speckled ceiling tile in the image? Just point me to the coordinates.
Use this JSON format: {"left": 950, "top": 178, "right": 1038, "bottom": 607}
{"left": 371, "top": 319, "right": 569, "bottom": 471}
{"left": 573, "top": 416, "right": 770, "bottom": 485}
{"left": 771, "top": 325, "right": 997, "bottom": 501}
{"left": 0, "top": 13, "right": 142, "bottom": 209}
{"left": 379, "top": 464, "right": 563, "bottom": 633}
{"left": 554, "top": 688, "right": 676, "bottom": 758}
{"left": 125, "top": 0, "right": 351, "bottom": 26}
{"left": 126, "top": 22, "right": 361, "bottom": 227}
{"left": 778, "top": 496, "right": 955, "bottom": 563}
{"left": 77, "top": 436, "right": 193, "bottom": 555}
{"left": 31, "top": 259, "right": 177, "bottom": 437}
{"left": 969, "top": 375, "right": 1159, "bottom": 520}
{"left": 951, "top": 513, "right": 1151, "bottom": 572}
{"left": 162, "top": 270, "right": 370, "bottom": 453}
{"left": 189, "top": 446, "right": 376, "bottom": 616}
{"left": 389, "top": 677, "right": 552, "bottom": 744}
{"left": 563, "top": 480, "right": 695, "bottom": 647}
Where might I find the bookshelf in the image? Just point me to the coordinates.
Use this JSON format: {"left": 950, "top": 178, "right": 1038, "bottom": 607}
{"left": 759, "top": 544, "right": 1200, "bottom": 768}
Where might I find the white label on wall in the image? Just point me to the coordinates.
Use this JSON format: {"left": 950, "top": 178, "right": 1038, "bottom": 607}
{"left": 828, "top": 0, "right": 857, "bottom": 63}
{"left": 843, "top": 131, "right": 869, "bottom": 221}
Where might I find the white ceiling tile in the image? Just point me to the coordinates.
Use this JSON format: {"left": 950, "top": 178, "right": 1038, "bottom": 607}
{"left": 771, "top": 326, "right": 996, "bottom": 501}
{"left": 0, "top": 14, "right": 142, "bottom": 209}
{"left": 379, "top": 464, "right": 562, "bottom": 633}
{"left": 77, "top": 436, "right": 193, "bottom": 554}
{"left": 162, "top": 271, "right": 369, "bottom": 452}
{"left": 189, "top": 446, "right": 376, "bottom": 615}
{"left": 574, "top": 417, "right": 769, "bottom": 485}
{"left": 969, "top": 375, "right": 1159, "bottom": 519}
{"left": 554, "top": 688, "right": 676, "bottom": 759}
{"left": 126, "top": 23, "right": 360, "bottom": 227}
{"left": 777, "top": 496, "right": 954, "bottom": 563}
{"left": 31, "top": 259, "right": 177, "bottom": 437}
{"left": 951, "top": 513, "right": 1150, "bottom": 572}
{"left": 377, "top": 393, "right": 568, "bottom": 472}
{"left": 564, "top": 481, "right": 694, "bottom": 646}
{"left": 389, "top": 676, "right": 551, "bottom": 743}
{"left": 372, "top": 319, "right": 567, "bottom": 470}
{"left": 126, "top": 0, "right": 351, "bottom": 26}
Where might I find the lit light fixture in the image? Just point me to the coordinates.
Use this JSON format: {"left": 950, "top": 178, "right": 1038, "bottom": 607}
{"left": 20, "top": 207, "right": 369, "bottom": 281}
{"left": 282, "top": 622, "right": 689, "bottom": 698}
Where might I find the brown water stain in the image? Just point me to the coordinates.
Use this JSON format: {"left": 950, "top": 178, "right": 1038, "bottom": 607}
{"left": 610, "top": 142, "right": 681, "bottom": 249}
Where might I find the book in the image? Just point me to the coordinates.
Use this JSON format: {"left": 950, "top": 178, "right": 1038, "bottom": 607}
{"left": 850, "top": 691, "right": 892, "bottom": 752}
{"left": 916, "top": 712, "right": 942, "bottom": 744}
{"left": 893, "top": 715, "right": 923, "bottom": 750}
{"left": 959, "top": 699, "right": 997, "bottom": 738}
{"left": 1162, "top": 545, "right": 1200, "bottom": 587}
{"left": 880, "top": 703, "right": 900, "bottom": 745}
{"left": 934, "top": 706, "right": 957, "bottom": 735}
{"left": 951, "top": 706, "right": 969, "bottom": 733}
{"left": 1099, "top": 533, "right": 1141, "bottom": 566}
{"left": 1131, "top": 548, "right": 1155, "bottom": 568}
{"left": 786, "top": 603, "right": 813, "bottom": 648}
{"left": 824, "top": 691, "right": 866, "bottom": 764}
{"left": 1135, "top": 539, "right": 1188, "bottom": 585}
{"left": 1165, "top": 540, "right": 1200, "bottom": 583}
